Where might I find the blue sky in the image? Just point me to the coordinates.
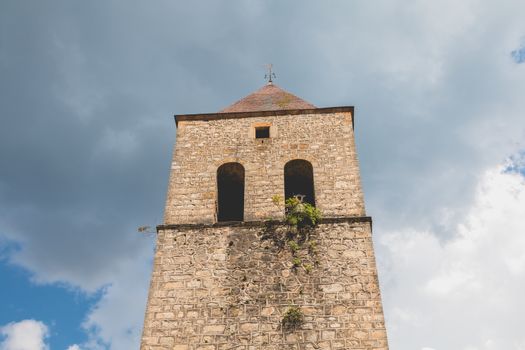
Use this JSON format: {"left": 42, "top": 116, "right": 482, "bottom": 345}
{"left": 0, "top": 254, "right": 93, "bottom": 349}
{"left": 1, "top": 1, "right": 525, "bottom": 349}
{"left": 511, "top": 43, "right": 525, "bottom": 63}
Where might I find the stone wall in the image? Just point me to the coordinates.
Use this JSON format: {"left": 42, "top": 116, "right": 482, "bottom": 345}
{"left": 164, "top": 111, "right": 365, "bottom": 224}
{"left": 140, "top": 219, "right": 389, "bottom": 350}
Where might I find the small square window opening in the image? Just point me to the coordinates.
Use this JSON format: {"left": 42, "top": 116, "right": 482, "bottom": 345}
{"left": 255, "top": 126, "right": 270, "bottom": 139}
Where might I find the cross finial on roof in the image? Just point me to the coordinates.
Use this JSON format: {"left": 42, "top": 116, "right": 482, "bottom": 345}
{"left": 264, "top": 63, "right": 276, "bottom": 84}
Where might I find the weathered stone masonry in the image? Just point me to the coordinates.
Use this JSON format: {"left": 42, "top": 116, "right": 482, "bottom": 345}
{"left": 164, "top": 109, "right": 364, "bottom": 225}
{"left": 141, "top": 83, "right": 389, "bottom": 349}
{"left": 142, "top": 219, "right": 388, "bottom": 350}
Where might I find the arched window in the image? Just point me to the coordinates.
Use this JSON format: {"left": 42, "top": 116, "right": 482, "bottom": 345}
{"left": 217, "top": 162, "right": 245, "bottom": 222}
{"left": 284, "top": 159, "right": 315, "bottom": 206}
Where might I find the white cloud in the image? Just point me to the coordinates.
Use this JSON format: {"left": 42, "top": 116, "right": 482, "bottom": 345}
{"left": 66, "top": 345, "right": 81, "bottom": 350}
{"left": 0, "top": 320, "right": 49, "bottom": 350}
{"left": 379, "top": 158, "right": 525, "bottom": 350}
{"left": 79, "top": 250, "right": 151, "bottom": 350}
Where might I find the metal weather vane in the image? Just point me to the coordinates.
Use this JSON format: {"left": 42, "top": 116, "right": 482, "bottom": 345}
{"left": 264, "top": 63, "right": 276, "bottom": 84}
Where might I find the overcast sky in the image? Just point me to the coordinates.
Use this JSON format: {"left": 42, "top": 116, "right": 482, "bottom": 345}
{"left": 1, "top": 1, "right": 525, "bottom": 349}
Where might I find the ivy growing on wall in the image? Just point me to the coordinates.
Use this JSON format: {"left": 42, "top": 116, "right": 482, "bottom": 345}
{"left": 271, "top": 194, "right": 322, "bottom": 273}
{"left": 272, "top": 194, "right": 321, "bottom": 229}
{"left": 281, "top": 306, "right": 304, "bottom": 330}
{"left": 284, "top": 196, "right": 321, "bottom": 228}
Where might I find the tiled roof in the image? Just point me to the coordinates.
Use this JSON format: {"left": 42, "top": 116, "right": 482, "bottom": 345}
{"left": 219, "top": 83, "right": 316, "bottom": 113}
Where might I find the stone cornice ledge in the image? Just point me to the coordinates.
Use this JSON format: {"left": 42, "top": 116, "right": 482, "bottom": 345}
{"left": 157, "top": 216, "right": 372, "bottom": 232}
{"left": 175, "top": 106, "right": 354, "bottom": 127}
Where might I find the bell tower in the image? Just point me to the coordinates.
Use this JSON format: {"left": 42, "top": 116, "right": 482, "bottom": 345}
{"left": 141, "top": 82, "right": 389, "bottom": 349}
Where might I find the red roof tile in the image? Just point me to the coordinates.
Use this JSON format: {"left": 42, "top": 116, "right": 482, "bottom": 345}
{"left": 219, "top": 83, "right": 316, "bottom": 113}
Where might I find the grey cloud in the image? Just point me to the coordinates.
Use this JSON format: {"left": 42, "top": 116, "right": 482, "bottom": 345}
{"left": 0, "top": 0, "right": 174, "bottom": 290}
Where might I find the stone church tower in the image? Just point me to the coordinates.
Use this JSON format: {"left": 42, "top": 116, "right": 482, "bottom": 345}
{"left": 141, "top": 82, "right": 389, "bottom": 350}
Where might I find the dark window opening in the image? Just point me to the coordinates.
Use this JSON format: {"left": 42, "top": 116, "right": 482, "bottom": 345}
{"left": 255, "top": 126, "right": 270, "bottom": 139}
{"left": 217, "top": 162, "right": 245, "bottom": 222}
{"left": 284, "top": 159, "right": 315, "bottom": 206}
